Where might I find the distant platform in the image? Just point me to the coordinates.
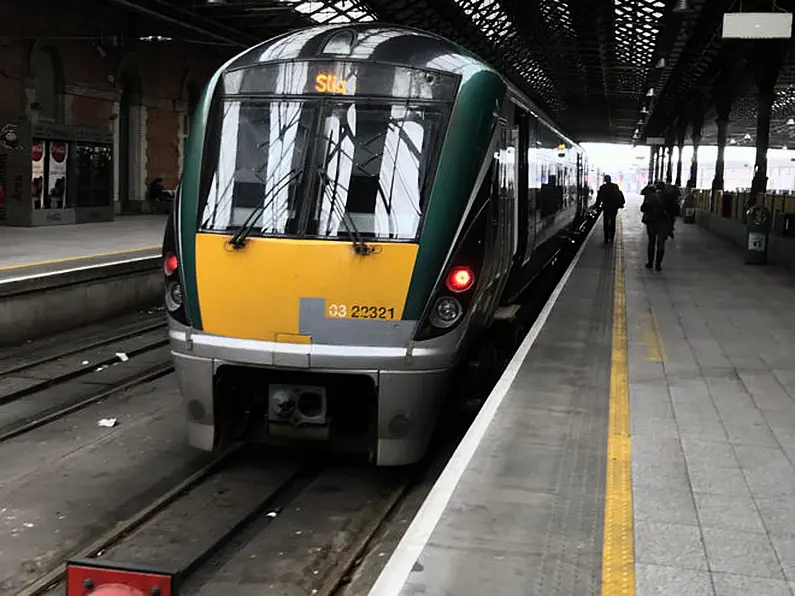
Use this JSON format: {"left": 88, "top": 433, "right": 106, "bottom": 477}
{"left": 0, "top": 215, "right": 166, "bottom": 283}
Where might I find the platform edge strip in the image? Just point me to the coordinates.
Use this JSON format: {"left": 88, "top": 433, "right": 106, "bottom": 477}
{"left": 0, "top": 245, "right": 161, "bottom": 272}
{"left": 601, "top": 215, "right": 635, "bottom": 595}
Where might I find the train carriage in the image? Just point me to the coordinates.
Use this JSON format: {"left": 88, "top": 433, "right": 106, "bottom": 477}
{"left": 163, "top": 23, "right": 591, "bottom": 466}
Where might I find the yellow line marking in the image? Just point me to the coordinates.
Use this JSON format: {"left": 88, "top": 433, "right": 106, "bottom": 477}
{"left": 0, "top": 245, "right": 160, "bottom": 272}
{"left": 601, "top": 215, "right": 635, "bottom": 595}
{"left": 639, "top": 313, "right": 667, "bottom": 362}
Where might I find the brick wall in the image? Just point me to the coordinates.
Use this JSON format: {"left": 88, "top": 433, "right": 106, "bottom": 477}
{"left": 0, "top": 0, "right": 229, "bottom": 206}
{"left": 70, "top": 96, "right": 114, "bottom": 129}
{"left": 146, "top": 104, "right": 181, "bottom": 189}
{"left": 0, "top": 41, "right": 24, "bottom": 121}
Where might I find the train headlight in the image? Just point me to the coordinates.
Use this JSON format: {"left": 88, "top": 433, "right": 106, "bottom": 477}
{"left": 430, "top": 297, "right": 462, "bottom": 328}
{"left": 165, "top": 281, "right": 183, "bottom": 312}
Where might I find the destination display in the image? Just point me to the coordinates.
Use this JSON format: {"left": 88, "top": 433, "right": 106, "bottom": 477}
{"left": 223, "top": 60, "right": 459, "bottom": 101}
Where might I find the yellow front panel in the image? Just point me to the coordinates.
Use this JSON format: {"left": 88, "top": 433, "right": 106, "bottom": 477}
{"left": 194, "top": 234, "right": 419, "bottom": 342}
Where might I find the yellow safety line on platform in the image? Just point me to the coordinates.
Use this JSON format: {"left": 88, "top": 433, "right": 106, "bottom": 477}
{"left": 601, "top": 215, "right": 635, "bottom": 595}
{"left": 0, "top": 245, "right": 161, "bottom": 272}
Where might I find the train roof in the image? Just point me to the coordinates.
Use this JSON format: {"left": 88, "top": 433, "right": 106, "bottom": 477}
{"left": 220, "top": 23, "right": 580, "bottom": 150}
{"left": 225, "top": 24, "right": 479, "bottom": 69}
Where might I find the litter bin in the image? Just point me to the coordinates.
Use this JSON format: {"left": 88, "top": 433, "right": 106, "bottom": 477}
{"left": 745, "top": 205, "right": 771, "bottom": 265}
{"left": 682, "top": 193, "right": 696, "bottom": 224}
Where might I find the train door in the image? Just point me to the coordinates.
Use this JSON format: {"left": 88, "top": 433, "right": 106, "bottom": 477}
{"left": 495, "top": 117, "right": 519, "bottom": 284}
{"left": 472, "top": 110, "right": 518, "bottom": 322}
{"left": 514, "top": 104, "right": 530, "bottom": 266}
{"left": 524, "top": 114, "right": 538, "bottom": 265}
{"left": 577, "top": 151, "right": 585, "bottom": 218}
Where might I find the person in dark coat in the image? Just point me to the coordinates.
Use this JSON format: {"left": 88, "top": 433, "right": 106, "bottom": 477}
{"left": 641, "top": 181, "right": 680, "bottom": 271}
{"left": 662, "top": 182, "right": 682, "bottom": 239}
{"left": 595, "top": 174, "right": 625, "bottom": 243}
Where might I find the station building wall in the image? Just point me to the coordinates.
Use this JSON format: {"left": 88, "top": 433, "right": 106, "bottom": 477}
{"left": 0, "top": 0, "right": 228, "bottom": 223}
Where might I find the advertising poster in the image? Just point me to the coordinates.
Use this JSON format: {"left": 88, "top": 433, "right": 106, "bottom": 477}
{"left": 31, "top": 139, "right": 45, "bottom": 209}
{"left": 48, "top": 141, "right": 67, "bottom": 209}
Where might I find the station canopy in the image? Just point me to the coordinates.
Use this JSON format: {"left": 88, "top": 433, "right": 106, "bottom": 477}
{"left": 107, "top": 0, "right": 795, "bottom": 146}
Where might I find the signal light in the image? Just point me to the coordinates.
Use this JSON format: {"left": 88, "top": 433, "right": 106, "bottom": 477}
{"left": 164, "top": 252, "right": 178, "bottom": 276}
{"left": 445, "top": 266, "right": 474, "bottom": 293}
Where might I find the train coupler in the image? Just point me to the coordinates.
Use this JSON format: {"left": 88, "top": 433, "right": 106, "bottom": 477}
{"left": 66, "top": 558, "right": 177, "bottom": 596}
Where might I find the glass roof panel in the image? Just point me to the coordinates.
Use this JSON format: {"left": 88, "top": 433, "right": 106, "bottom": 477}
{"left": 281, "top": 0, "right": 376, "bottom": 23}
{"left": 451, "top": 0, "right": 561, "bottom": 110}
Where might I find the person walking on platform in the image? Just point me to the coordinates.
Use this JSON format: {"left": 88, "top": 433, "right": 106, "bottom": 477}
{"left": 663, "top": 182, "right": 682, "bottom": 239}
{"left": 641, "top": 181, "right": 680, "bottom": 271}
{"left": 595, "top": 174, "right": 625, "bottom": 243}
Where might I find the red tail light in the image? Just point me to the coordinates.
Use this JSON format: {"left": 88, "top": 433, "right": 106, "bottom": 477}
{"left": 164, "top": 252, "right": 178, "bottom": 276}
{"left": 445, "top": 266, "right": 474, "bottom": 293}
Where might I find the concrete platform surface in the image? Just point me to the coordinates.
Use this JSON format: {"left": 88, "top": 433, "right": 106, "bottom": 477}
{"left": 370, "top": 194, "right": 795, "bottom": 596}
{"left": 0, "top": 215, "right": 166, "bottom": 281}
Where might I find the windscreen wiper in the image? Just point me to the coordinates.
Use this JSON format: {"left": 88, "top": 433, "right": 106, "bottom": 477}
{"left": 318, "top": 133, "right": 375, "bottom": 256}
{"left": 227, "top": 167, "right": 303, "bottom": 249}
{"left": 317, "top": 168, "right": 375, "bottom": 256}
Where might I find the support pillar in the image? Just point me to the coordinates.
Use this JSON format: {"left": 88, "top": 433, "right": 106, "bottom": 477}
{"left": 665, "top": 128, "right": 675, "bottom": 184}
{"left": 675, "top": 118, "right": 687, "bottom": 187}
{"left": 656, "top": 146, "right": 664, "bottom": 181}
{"left": 648, "top": 144, "right": 656, "bottom": 182}
{"left": 713, "top": 118, "right": 729, "bottom": 193}
{"left": 688, "top": 108, "right": 704, "bottom": 188}
{"left": 711, "top": 68, "right": 734, "bottom": 198}
{"left": 750, "top": 41, "right": 785, "bottom": 195}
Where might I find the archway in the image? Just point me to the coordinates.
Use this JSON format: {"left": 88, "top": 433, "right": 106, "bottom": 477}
{"left": 30, "top": 44, "right": 65, "bottom": 122}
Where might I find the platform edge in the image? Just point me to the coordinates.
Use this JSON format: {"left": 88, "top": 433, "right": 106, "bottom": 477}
{"left": 367, "top": 215, "right": 601, "bottom": 596}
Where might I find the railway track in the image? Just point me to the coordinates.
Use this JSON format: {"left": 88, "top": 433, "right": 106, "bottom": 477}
{"left": 18, "top": 446, "right": 411, "bottom": 596}
{"left": 0, "top": 318, "right": 172, "bottom": 443}
{"left": 7, "top": 216, "right": 597, "bottom": 596}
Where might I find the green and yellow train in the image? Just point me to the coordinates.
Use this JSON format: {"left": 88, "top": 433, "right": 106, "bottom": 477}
{"left": 162, "top": 23, "right": 593, "bottom": 466}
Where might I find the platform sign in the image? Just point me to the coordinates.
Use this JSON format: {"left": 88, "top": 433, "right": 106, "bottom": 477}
{"left": 723, "top": 13, "right": 793, "bottom": 39}
{"left": 748, "top": 231, "right": 766, "bottom": 252}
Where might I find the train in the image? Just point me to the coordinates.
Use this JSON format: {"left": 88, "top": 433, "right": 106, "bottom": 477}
{"left": 162, "top": 23, "right": 594, "bottom": 466}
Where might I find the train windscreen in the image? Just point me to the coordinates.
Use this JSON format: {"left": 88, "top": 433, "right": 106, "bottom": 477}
{"left": 198, "top": 60, "right": 458, "bottom": 242}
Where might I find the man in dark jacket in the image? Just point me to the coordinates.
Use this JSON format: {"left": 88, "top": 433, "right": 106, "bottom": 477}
{"left": 662, "top": 182, "right": 682, "bottom": 239}
{"left": 595, "top": 175, "right": 625, "bottom": 243}
{"left": 641, "top": 181, "right": 680, "bottom": 271}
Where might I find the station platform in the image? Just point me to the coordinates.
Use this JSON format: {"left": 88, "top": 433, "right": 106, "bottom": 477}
{"left": 0, "top": 215, "right": 167, "bottom": 283}
{"left": 371, "top": 194, "right": 795, "bottom": 596}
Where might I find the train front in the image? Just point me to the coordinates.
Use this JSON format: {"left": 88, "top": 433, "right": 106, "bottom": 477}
{"left": 166, "top": 30, "right": 473, "bottom": 465}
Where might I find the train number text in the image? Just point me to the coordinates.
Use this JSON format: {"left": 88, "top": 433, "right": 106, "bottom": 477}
{"left": 327, "top": 304, "right": 396, "bottom": 319}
